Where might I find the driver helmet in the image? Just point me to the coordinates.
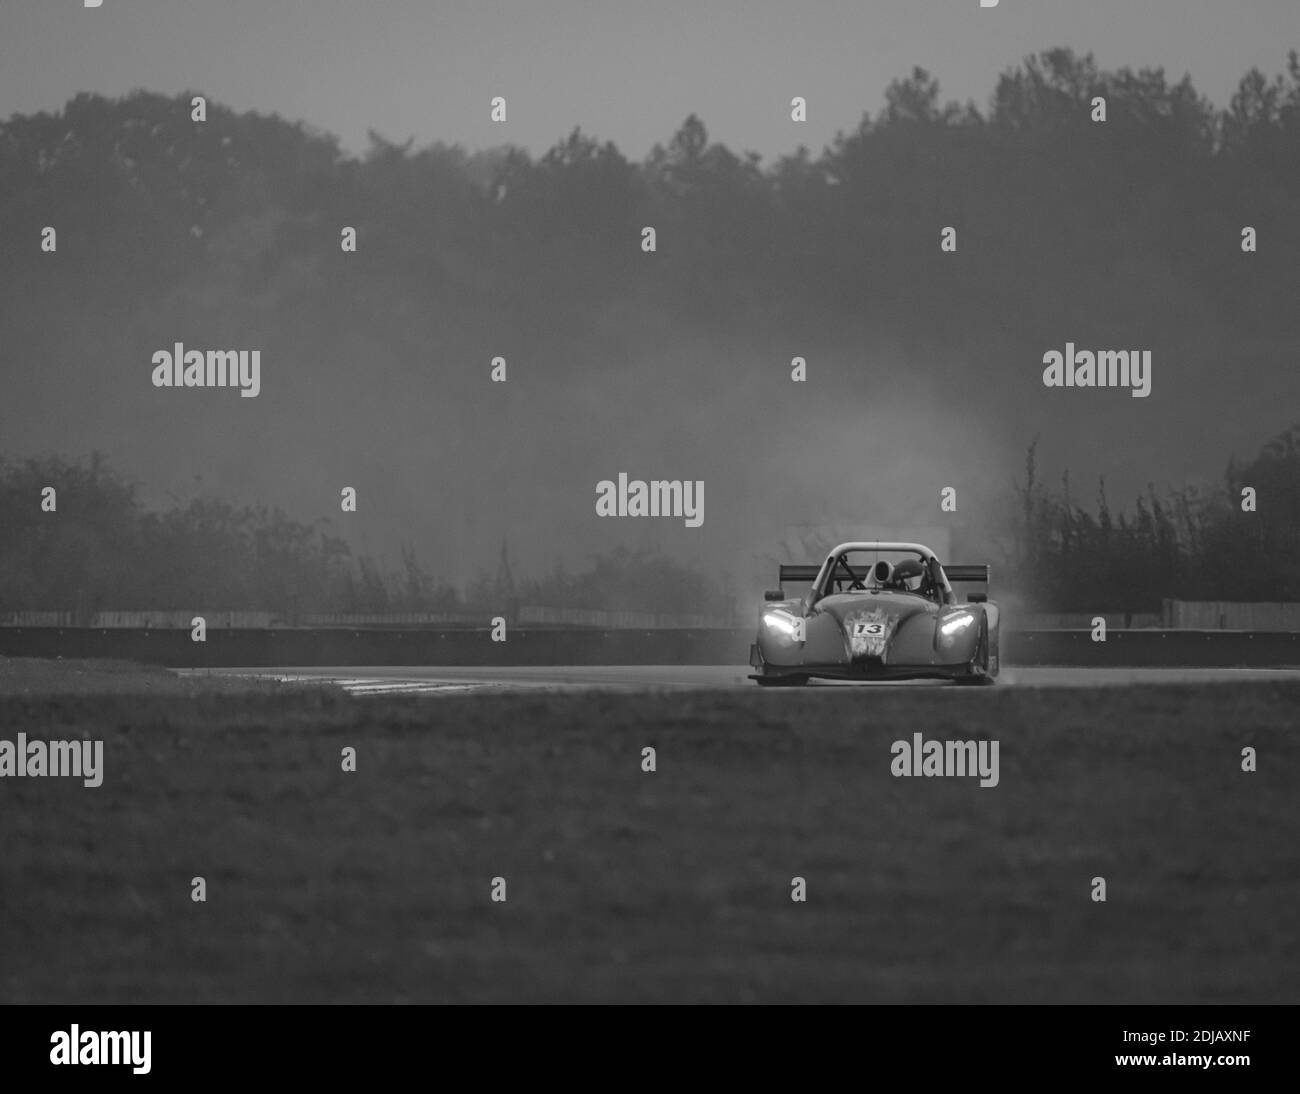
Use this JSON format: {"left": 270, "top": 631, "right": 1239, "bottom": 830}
{"left": 891, "top": 557, "right": 925, "bottom": 591}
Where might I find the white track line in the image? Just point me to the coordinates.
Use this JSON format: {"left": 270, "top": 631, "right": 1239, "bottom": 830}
{"left": 198, "top": 671, "right": 499, "bottom": 695}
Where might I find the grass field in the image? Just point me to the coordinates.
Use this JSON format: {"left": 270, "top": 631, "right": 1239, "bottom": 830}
{"left": 1, "top": 657, "right": 1297, "bottom": 1003}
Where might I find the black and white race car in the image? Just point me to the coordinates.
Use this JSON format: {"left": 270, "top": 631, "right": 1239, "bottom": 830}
{"left": 749, "top": 541, "right": 999, "bottom": 686}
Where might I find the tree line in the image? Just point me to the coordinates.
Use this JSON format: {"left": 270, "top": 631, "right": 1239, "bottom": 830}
{"left": 2, "top": 49, "right": 1297, "bottom": 390}
{"left": 2, "top": 47, "right": 1297, "bottom": 615}
{"left": 2, "top": 435, "right": 1296, "bottom": 616}
{"left": 0, "top": 454, "right": 731, "bottom": 618}
{"left": 1005, "top": 424, "right": 1300, "bottom": 611}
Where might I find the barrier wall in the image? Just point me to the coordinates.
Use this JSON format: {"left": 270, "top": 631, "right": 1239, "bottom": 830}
{"left": 1015, "top": 612, "right": 1162, "bottom": 630}
{"left": 1161, "top": 599, "right": 1300, "bottom": 631}
{"left": 1, "top": 626, "right": 1297, "bottom": 668}
{"left": 9, "top": 601, "right": 1298, "bottom": 632}
{"left": 0, "top": 607, "right": 739, "bottom": 630}
{"left": 0, "top": 626, "right": 742, "bottom": 667}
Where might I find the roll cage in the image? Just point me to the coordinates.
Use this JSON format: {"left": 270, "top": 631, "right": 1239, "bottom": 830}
{"left": 810, "top": 542, "right": 958, "bottom": 606}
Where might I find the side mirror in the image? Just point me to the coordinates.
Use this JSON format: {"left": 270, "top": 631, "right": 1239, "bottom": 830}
{"left": 967, "top": 592, "right": 987, "bottom": 604}
{"left": 764, "top": 588, "right": 786, "bottom": 602}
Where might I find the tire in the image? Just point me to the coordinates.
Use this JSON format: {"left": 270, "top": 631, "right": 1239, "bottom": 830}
{"left": 954, "top": 619, "right": 996, "bottom": 685}
{"left": 756, "top": 674, "right": 808, "bottom": 687}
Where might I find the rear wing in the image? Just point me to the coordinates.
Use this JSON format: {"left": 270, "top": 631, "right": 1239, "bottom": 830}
{"left": 778, "top": 564, "right": 821, "bottom": 585}
{"left": 778, "top": 561, "right": 991, "bottom": 586}
{"left": 943, "top": 564, "right": 990, "bottom": 584}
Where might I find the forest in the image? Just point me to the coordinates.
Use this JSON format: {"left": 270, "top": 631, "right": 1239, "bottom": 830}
{"left": 2, "top": 48, "right": 1297, "bottom": 614}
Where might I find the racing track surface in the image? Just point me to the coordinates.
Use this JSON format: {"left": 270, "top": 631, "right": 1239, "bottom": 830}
{"left": 184, "top": 664, "right": 1300, "bottom": 695}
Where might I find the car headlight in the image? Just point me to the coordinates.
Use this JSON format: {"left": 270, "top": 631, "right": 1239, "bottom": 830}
{"left": 762, "top": 610, "right": 800, "bottom": 640}
{"left": 939, "top": 612, "right": 977, "bottom": 638}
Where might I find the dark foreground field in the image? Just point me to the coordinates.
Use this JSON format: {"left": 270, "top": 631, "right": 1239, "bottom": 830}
{"left": 1, "top": 658, "right": 1297, "bottom": 1003}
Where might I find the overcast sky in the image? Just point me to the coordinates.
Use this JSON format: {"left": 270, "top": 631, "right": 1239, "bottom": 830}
{"left": 1, "top": 0, "right": 1296, "bottom": 160}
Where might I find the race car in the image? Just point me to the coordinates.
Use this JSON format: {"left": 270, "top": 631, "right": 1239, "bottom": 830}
{"left": 749, "top": 542, "right": 999, "bottom": 686}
